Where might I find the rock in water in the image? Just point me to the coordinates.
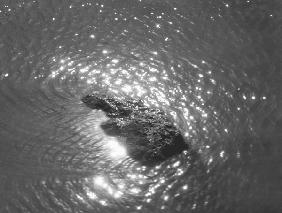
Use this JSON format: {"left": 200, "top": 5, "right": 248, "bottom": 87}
{"left": 82, "top": 94, "right": 188, "bottom": 165}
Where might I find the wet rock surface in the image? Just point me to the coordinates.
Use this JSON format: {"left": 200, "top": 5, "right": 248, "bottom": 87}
{"left": 82, "top": 94, "right": 189, "bottom": 165}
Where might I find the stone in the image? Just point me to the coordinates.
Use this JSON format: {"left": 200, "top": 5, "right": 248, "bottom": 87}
{"left": 82, "top": 94, "right": 188, "bottom": 165}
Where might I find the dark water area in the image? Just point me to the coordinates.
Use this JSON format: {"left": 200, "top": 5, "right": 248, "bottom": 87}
{"left": 0, "top": 0, "right": 282, "bottom": 212}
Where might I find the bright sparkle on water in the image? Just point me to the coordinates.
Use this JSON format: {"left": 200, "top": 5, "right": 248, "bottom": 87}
{"left": 104, "top": 137, "right": 127, "bottom": 159}
{"left": 91, "top": 175, "right": 125, "bottom": 200}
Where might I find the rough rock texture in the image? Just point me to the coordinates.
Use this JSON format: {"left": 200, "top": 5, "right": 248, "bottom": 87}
{"left": 82, "top": 94, "right": 188, "bottom": 165}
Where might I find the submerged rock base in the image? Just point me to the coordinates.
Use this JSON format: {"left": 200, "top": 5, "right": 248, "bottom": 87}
{"left": 82, "top": 94, "right": 188, "bottom": 165}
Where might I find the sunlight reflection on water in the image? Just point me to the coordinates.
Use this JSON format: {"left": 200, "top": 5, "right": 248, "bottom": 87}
{"left": 104, "top": 137, "right": 127, "bottom": 159}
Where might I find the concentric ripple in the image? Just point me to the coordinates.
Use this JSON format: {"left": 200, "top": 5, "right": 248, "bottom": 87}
{"left": 0, "top": 0, "right": 282, "bottom": 212}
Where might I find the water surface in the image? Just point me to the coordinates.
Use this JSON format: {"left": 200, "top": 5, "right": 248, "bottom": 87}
{"left": 0, "top": 0, "right": 281, "bottom": 212}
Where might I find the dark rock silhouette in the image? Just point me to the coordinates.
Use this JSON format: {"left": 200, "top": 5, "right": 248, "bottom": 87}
{"left": 82, "top": 94, "right": 188, "bottom": 165}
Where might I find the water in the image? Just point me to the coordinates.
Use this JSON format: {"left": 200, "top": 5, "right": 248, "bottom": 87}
{"left": 0, "top": 0, "right": 281, "bottom": 212}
